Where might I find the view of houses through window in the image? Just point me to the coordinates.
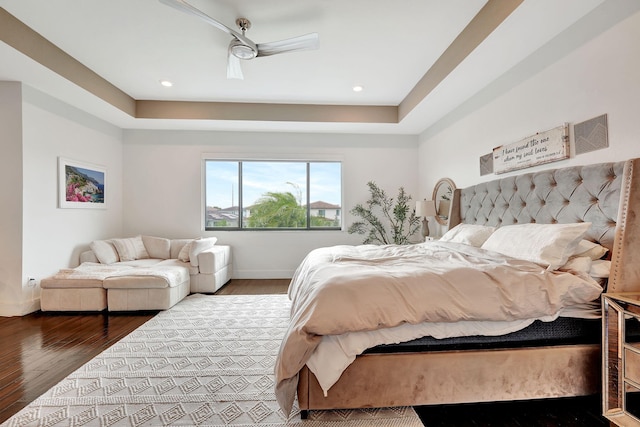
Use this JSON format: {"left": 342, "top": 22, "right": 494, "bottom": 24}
{"left": 205, "top": 160, "right": 342, "bottom": 230}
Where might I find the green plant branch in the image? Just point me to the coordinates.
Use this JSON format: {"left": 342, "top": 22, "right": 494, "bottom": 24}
{"left": 348, "top": 181, "right": 420, "bottom": 245}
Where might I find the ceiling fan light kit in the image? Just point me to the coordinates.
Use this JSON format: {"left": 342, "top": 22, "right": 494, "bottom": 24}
{"left": 229, "top": 39, "right": 257, "bottom": 60}
{"left": 159, "top": 0, "right": 319, "bottom": 80}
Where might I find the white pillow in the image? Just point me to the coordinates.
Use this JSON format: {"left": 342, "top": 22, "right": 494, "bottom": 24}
{"left": 439, "top": 224, "right": 496, "bottom": 247}
{"left": 177, "top": 240, "right": 193, "bottom": 262}
{"left": 111, "top": 236, "right": 149, "bottom": 262}
{"left": 590, "top": 259, "right": 612, "bottom": 279}
{"left": 558, "top": 256, "right": 592, "bottom": 275}
{"left": 189, "top": 237, "right": 218, "bottom": 267}
{"left": 573, "top": 239, "right": 608, "bottom": 260}
{"left": 481, "top": 222, "right": 591, "bottom": 270}
{"left": 90, "top": 240, "right": 119, "bottom": 264}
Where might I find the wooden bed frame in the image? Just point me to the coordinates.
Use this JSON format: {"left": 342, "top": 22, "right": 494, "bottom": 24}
{"left": 297, "top": 158, "right": 640, "bottom": 415}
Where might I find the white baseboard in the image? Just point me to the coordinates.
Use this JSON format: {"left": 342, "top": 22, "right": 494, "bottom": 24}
{"left": 0, "top": 297, "right": 40, "bottom": 317}
{"left": 232, "top": 269, "right": 294, "bottom": 279}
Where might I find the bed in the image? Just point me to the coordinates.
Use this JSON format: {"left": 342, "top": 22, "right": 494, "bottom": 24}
{"left": 274, "top": 158, "right": 640, "bottom": 418}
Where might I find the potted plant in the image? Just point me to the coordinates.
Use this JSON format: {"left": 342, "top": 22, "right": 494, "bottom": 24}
{"left": 348, "top": 181, "right": 421, "bottom": 245}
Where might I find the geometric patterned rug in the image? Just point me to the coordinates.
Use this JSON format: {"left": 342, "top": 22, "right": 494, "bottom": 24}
{"left": 2, "top": 294, "right": 423, "bottom": 426}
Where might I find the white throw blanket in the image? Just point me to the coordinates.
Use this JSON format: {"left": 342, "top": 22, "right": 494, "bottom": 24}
{"left": 53, "top": 262, "right": 135, "bottom": 279}
{"left": 275, "top": 242, "right": 604, "bottom": 414}
{"left": 53, "top": 262, "right": 189, "bottom": 284}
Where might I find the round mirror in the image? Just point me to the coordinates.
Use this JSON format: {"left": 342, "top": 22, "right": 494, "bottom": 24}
{"left": 432, "top": 178, "right": 456, "bottom": 226}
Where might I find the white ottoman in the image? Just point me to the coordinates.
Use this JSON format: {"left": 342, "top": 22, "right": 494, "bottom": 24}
{"left": 40, "top": 276, "right": 107, "bottom": 312}
{"left": 103, "top": 265, "right": 190, "bottom": 311}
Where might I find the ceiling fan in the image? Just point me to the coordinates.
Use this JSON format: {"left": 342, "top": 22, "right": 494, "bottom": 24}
{"left": 159, "top": 0, "right": 319, "bottom": 80}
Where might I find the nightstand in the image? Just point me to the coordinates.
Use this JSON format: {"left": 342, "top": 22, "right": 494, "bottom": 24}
{"left": 603, "top": 293, "right": 640, "bottom": 426}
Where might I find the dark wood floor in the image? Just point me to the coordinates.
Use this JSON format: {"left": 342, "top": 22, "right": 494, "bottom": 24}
{"left": 0, "top": 279, "right": 609, "bottom": 426}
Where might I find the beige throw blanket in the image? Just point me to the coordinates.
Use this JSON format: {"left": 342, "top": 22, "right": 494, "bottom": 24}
{"left": 275, "top": 242, "right": 604, "bottom": 414}
{"left": 53, "top": 262, "right": 189, "bottom": 284}
{"left": 53, "top": 263, "right": 135, "bottom": 280}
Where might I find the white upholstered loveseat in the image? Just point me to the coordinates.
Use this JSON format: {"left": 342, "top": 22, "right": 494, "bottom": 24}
{"left": 40, "top": 235, "right": 232, "bottom": 312}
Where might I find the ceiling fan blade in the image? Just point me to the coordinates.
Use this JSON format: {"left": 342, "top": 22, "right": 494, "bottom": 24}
{"left": 256, "top": 33, "right": 319, "bottom": 57}
{"left": 159, "top": 0, "right": 256, "bottom": 49}
{"left": 227, "top": 51, "right": 244, "bottom": 80}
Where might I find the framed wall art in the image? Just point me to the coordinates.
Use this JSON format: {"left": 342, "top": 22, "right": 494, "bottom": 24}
{"left": 492, "top": 124, "right": 569, "bottom": 174}
{"left": 58, "top": 157, "right": 106, "bottom": 209}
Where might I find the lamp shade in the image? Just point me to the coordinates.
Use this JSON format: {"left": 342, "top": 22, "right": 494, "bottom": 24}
{"left": 415, "top": 200, "right": 436, "bottom": 217}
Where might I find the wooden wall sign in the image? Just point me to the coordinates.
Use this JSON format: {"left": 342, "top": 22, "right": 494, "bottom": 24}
{"left": 492, "top": 124, "right": 569, "bottom": 174}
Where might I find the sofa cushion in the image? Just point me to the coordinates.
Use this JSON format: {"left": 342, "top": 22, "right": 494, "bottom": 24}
{"left": 41, "top": 276, "right": 104, "bottom": 289}
{"left": 158, "top": 259, "right": 199, "bottom": 275}
{"left": 197, "top": 245, "right": 232, "bottom": 275}
{"left": 189, "top": 237, "right": 218, "bottom": 267}
{"left": 142, "top": 235, "right": 171, "bottom": 259}
{"left": 90, "top": 240, "right": 119, "bottom": 264}
{"left": 171, "top": 239, "right": 192, "bottom": 260}
{"left": 104, "top": 275, "right": 173, "bottom": 289}
{"left": 111, "top": 236, "right": 149, "bottom": 261}
{"left": 116, "top": 259, "right": 164, "bottom": 268}
{"left": 103, "top": 265, "right": 189, "bottom": 289}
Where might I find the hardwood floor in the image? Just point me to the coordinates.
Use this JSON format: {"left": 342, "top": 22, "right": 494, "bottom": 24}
{"left": 213, "top": 278, "right": 289, "bottom": 295}
{"left": 0, "top": 306, "right": 155, "bottom": 422}
{"left": 0, "top": 278, "right": 609, "bottom": 426}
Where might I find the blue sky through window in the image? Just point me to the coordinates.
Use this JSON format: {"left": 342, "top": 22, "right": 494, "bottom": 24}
{"left": 206, "top": 161, "right": 341, "bottom": 209}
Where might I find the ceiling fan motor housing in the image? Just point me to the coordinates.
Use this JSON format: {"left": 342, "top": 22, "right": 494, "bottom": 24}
{"left": 229, "top": 39, "right": 257, "bottom": 59}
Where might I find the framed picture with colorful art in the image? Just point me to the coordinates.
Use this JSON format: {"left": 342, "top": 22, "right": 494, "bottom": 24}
{"left": 58, "top": 157, "right": 106, "bottom": 209}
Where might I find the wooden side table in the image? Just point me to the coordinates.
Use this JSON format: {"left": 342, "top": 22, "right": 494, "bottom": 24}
{"left": 603, "top": 293, "right": 640, "bottom": 426}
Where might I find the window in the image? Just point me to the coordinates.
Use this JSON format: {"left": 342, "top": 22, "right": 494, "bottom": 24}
{"left": 205, "top": 160, "right": 342, "bottom": 230}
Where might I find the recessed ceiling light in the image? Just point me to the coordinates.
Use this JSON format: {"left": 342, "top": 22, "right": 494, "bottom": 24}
{"left": 160, "top": 80, "right": 173, "bottom": 87}
{"left": 352, "top": 85, "right": 364, "bottom": 92}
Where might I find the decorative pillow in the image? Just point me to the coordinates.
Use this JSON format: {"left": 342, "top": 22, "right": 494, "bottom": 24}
{"left": 439, "top": 224, "right": 496, "bottom": 247}
{"left": 189, "top": 237, "right": 218, "bottom": 267}
{"left": 558, "top": 256, "right": 592, "bottom": 275}
{"left": 111, "top": 236, "right": 149, "bottom": 262}
{"left": 573, "top": 239, "right": 608, "bottom": 260}
{"left": 177, "top": 240, "right": 193, "bottom": 262}
{"left": 590, "top": 259, "right": 612, "bottom": 279}
{"left": 481, "top": 222, "right": 591, "bottom": 270}
{"left": 90, "top": 240, "right": 119, "bottom": 264}
{"left": 142, "top": 235, "right": 171, "bottom": 259}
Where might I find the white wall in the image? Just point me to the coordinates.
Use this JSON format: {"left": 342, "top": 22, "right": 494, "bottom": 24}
{"left": 418, "top": 3, "right": 640, "bottom": 202}
{"left": 123, "top": 130, "right": 419, "bottom": 278}
{"left": 0, "top": 85, "right": 124, "bottom": 316}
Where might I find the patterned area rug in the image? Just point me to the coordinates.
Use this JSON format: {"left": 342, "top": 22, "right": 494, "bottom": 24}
{"left": 3, "top": 294, "right": 423, "bottom": 426}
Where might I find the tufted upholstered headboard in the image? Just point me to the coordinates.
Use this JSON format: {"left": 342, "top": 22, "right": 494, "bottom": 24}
{"left": 449, "top": 158, "right": 640, "bottom": 293}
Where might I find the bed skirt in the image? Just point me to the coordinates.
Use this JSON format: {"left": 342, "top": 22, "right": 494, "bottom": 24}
{"left": 298, "top": 344, "right": 600, "bottom": 412}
